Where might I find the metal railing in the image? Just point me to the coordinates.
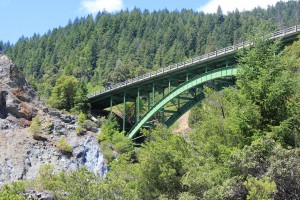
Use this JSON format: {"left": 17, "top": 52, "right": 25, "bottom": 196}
{"left": 88, "top": 24, "right": 300, "bottom": 99}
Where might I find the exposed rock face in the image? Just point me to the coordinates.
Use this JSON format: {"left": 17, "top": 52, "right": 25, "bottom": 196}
{"left": 0, "top": 54, "right": 107, "bottom": 187}
{"left": 25, "top": 190, "right": 53, "bottom": 200}
{"left": 0, "top": 54, "right": 39, "bottom": 122}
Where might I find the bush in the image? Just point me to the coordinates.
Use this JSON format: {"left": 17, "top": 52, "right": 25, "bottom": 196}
{"left": 97, "top": 115, "right": 119, "bottom": 143}
{"left": 112, "top": 132, "right": 133, "bottom": 154}
{"left": 44, "top": 121, "right": 54, "bottom": 133}
{"left": 81, "top": 120, "right": 97, "bottom": 130}
{"left": 48, "top": 75, "right": 78, "bottom": 111}
{"left": 244, "top": 177, "right": 277, "bottom": 200}
{"left": 30, "top": 117, "right": 47, "bottom": 141}
{"left": 56, "top": 136, "right": 72, "bottom": 155}
{"left": 76, "top": 126, "right": 86, "bottom": 136}
{"left": 78, "top": 112, "right": 86, "bottom": 125}
{"left": 97, "top": 115, "right": 134, "bottom": 165}
{"left": 0, "top": 182, "right": 26, "bottom": 200}
{"left": 101, "top": 140, "right": 115, "bottom": 164}
{"left": 30, "top": 116, "right": 41, "bottom": 133}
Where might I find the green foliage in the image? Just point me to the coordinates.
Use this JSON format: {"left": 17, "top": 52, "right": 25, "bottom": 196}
{"left": 137, "top": 127, "right": 190, "bottom": 199}
{"left": 48, "top": 75, "right": 78, "bottom": 111}
{"left": 44, "top": 121, "right": 54, "bottom": 133}
{"left": 97, "top": 115, "right": 133, "bottom": 164}
{"left": 0, "top": 41, "right": 3, "bottom": 52}
{"left": 30, "top": 116, "right": 41, "bottom": 133}
{"left": 188, "top": 104, "right": 202, "bottom": 128}
{"left": 29, "top": 165, "right": 104, "bottom": 200}
{"left": 265, "top": 146, "right": 300, "bottom": 199}
{"left": 30, "top": 116, "right": 45, "bottom": 140}
{"left": 0, "top": 182, "right": 26, "bottom": 200}
{"left": 281, "top": 35, "right": 300, "bottom": 72}
{"left": 111, "top": 132, "right": 134, "bottom": 154}
{"left": 32, "top": 164, "right": 62, "bottom": 191}
{"left": 97, "top": 115, "right": 120, "bottom": 142}
{"left": 237, "top": 39, "right": 300, "bottom": 146}
{"left": 77, "top": 112, "right": 86, "bottom": 125}
{"left": 58, "top": 167, "right": 103, "bottom": 200}
{"left": 237, "top": 40, "right": 291, "bottom": 129}
{"left": 76, "top": 112, "right": 87, "bottom": 136}
{"left": 73, "top": 81, "right": 91, "bottom": 114}
{"left": 244, "top": 177, "right": 277, "bottom": 200}
{"left": 56, "top": 136, "right": 73, "bottom": 154}
{"left": 75, "top": 125, "right": 86, "bottom": 136}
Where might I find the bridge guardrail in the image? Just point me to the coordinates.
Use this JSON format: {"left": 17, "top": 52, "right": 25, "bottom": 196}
{"left": 88, "top": 24, "right": 300, "bottom": 98}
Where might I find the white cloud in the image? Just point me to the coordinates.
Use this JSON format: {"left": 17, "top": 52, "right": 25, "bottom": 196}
{"left": 198, "top": 0, "right": 287, "bottom": 13}
{"left": 80, "top": 0, "right": 123, "bottom": 14}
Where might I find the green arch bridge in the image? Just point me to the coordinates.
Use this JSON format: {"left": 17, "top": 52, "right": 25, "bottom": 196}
{"left": 88, "top": 25, "right": 300, "bottom": 140}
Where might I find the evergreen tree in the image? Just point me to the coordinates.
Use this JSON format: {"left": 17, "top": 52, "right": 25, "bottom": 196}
{"left": 0, "top": 41, "right": 3, "bottom": 52}
{"left": 73, "top": 81, "right": 91, "bottom": 114}
{"left": 48, "top": 75, "right": 78, "bottom": 111}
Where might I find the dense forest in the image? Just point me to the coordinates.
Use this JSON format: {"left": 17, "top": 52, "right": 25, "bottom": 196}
{"left": 1, "top": 1, "right": 300, "bottom": 100}
{"left": 0, "top": 1, "right": 300, "bottom": 199}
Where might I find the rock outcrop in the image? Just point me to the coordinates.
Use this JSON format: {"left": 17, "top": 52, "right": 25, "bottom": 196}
{"left": 0, "top": 54, "right": 107, "bottom": 187}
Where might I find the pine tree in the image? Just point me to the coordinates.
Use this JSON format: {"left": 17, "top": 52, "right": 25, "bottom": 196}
{"left": 48, "top": 75, "right": 78, "bottom": 111}
{"left": 73, "top": 81, "right": 91, "bottom": 114}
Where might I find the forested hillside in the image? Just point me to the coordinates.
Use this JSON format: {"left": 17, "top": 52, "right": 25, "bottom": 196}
{"left": 2, "top": 1, "right": 300, "bottom": 99}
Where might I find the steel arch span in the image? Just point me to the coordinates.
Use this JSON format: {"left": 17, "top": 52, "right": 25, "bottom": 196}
{"left": 127, "top": 66, "right": 237, "bottom": 139}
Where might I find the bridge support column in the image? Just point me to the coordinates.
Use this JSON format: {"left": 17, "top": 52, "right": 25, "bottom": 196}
{"left": 186, "top": 70, "right": 189, "bottom": 81}
{"left": 110, "top": 95, "right": 113, "bottom": 115}
{"left": 162, "top": 89, "right": 165, "bottom": 123}
{"left": 152, "top": 83, "right": 155, "bottom": 106}
{"left": 123, "top": 92, "right": 126, "bottom": 131}
{"left": 169, "top": 77, "right": 171, "bottom": 93}
{"left": 137, "top": 87, "right": 140, "bottom": 121}
{"left": 147, "top": 93, "right": 150, "bottom": 111}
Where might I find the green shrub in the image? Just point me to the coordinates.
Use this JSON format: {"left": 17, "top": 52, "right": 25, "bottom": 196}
{"left": 81, "top": 120, "right": 97, "bottom": 129}
{"left": 97, "top": 115, "right": 119, "bottom": 143}
{"left": 44, "top": 121, "right": 54, "bottom": 133}
{"left": 78, "top": 112, "right": 86, "bottom": 125}
{"left": 48, "top": 75, "right": 78, "bottom": 111}
{"left": 30, "top": 116, "right": 41, "bottom": 134}
{"left": 244, "top": 177, "right": 277, "bottom": 200}
{"left": 112, "top": 132, "right": 133, "bottom": 154}
{"left": 97, "top": 115, "right": 134, "bottom": 164}
{"left": 0, "top": 182, "right": 26, "bottom": 200}
{"left": 76, "top": 125, "right": 86, "bottom": 136}
{"left": 30, "top": 117, "right": 47, "bottom": 141}
{"left": 56, "top": 136, "right": 73, "bottom": 154}
{"left": 76, "top": 112, "right": 89, "bottom": 136}
{"left": 100, "top": 140, "right": 115, "bottom": 164}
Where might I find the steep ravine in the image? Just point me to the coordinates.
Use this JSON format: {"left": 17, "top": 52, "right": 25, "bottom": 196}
{"left": 0, "top": 54, "right": 107, "bottom": 187}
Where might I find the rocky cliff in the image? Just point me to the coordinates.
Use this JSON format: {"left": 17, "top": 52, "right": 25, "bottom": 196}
{"left": 0, "top": 54, "right": 107, "bottom": 187}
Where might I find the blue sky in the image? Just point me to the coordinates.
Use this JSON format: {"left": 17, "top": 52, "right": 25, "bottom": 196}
{"left": 0, "top": 0, "right": 285, "bottom": 44}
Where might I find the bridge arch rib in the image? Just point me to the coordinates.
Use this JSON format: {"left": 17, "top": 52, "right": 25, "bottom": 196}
{"left": 128, "top": 66, "right": 237, "bottom": 139}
